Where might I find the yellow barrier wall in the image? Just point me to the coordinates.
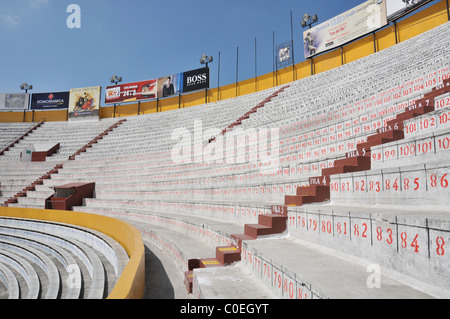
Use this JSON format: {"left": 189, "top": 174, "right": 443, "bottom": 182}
{"left": 0, "top": 112, "right": 25, "bottom": 123}
{"left": 1, "top": 1, "right": 448, "bottom": 123}
{"left": 0, "top": 207, "right": 146, "bottom": 299}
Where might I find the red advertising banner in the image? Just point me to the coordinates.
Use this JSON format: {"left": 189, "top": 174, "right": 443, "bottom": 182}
{"left": 105, "top": 79, "right": 157, "bottom": 104}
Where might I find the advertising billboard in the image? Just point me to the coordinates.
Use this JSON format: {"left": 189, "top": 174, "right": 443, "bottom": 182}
{"left": 30, "top": 91, "right": 70, "bottom": 110}
{"left": 386, "top": 0, "right": 433, "bottom": 21}
{"left": 0, "top": 93, "right": 29, "bottom": 110}
{"left": 105, "top": 79, "right": 158, "bottom": 104}
{"left": 68, "top": 86, "right": 101, "bottom": 121}
{"left": 182, "top": 67, "right": 209, "bottom": 93}
{"left": 157, "top": 73, "right": 183, "bottom": 98}
{"left": 104, "top": 67, "right": 209, "bottom": 104}
{"left": 303, "top": 0, "right": 387, "bottom": 58}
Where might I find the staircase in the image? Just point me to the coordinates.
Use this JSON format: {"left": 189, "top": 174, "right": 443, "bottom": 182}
{"left": 209, "top": 85, "right": 290, "bottom": 143}
{"left": 282, "top": 78, "right": 450, "bottom": 208}
{"left": 184, "top": 88, "right": 294, "bottom": 294}
{"left": 2, "top": 119, "right": 127, "bottom": 207}
{"left": 184, "top": 205, "right": 288, "bottom": 293}
{"left": 69, "top": 119, "right": 127, "bottom": 160}
{"left": 0, "top": 120, "right": 45, "bottom": 156}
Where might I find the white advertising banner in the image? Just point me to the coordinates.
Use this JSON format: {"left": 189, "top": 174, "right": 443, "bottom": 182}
{"left": 386, "top": 0, "right": 433, "bottom": 21}
{"left": 0, "top": 93, "right": 29, "bottom": 110}
{"left": 303, "top": 0, "right": 388, "bottom": 58}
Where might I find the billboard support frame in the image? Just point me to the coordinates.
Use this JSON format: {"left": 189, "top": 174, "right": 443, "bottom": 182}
{"left": 447, "top": 0, "right": 449, "bottom": 21}
{"left": 394, "top": 21, "right": 398, "bottom": 44}
{"left": 372, "top": 31, "right": 377, "bottom": 53}
{"left": 236, "top": 46, "right": 239, "bottom": 97}
{"left": 290, "top": 10, "right": 296, "bottom": 82}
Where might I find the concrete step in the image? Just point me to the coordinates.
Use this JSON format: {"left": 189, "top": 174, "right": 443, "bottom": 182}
{"left": 322, "top": 156, "right": 371, "bottom": 176}
{"left": 192, "top": 263, "right": 278, "bottom": 299}
{"left": 242, "top": 236, "right": 447, "bottom": 299}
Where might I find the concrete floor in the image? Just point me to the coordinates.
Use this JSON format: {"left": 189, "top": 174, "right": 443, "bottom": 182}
{"left": 142, "top": 240, "right": 194, "bottom": 299}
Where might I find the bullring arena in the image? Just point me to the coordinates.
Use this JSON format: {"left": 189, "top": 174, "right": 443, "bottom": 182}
{"left": 0, "top": 0, "right": 450, "bottom": 303}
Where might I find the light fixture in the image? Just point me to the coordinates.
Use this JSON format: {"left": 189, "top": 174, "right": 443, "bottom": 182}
{"left": 110, "top": 75, "right": 123, "bottom": 85}
{"left": 20, "top": 83, "right": 33, "bottom": 93}
{"left": 200, "top": 54, "right": 213, "bottom": 67}
{"left": 301, "top": 13, "right": 318, "bottom": 29}
{"left": 303, "top": 13, "right": 310, "bottom": 23}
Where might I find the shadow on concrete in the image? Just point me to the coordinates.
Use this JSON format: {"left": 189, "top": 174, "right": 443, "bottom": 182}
{"left": 143, "top": 245, "right": 175, "bottom": 299}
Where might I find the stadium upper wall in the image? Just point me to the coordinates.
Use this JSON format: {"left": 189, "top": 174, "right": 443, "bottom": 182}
{"left": 1, "top": 0, "right": 449, "bottom": 123}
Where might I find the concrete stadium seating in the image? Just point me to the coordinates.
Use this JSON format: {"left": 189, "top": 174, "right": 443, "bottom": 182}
{"left": 0, "top": 216, "right": 128, "bottom": 299}
{"left": 1, "top": 20, "right": 450, "bottom": 299}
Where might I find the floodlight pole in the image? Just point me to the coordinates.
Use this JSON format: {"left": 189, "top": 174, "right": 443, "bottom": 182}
{"left": 200, "top": 55, "right": 213, "bottom": 104}
{"left": 290, "top": 10, "right": 296, "bottom": 81}
{"left": 236, "top": 46, "right": 239, "bottom": 97}
{"left": 20, "top": 83, "right": 33, "bottom": 110}
{"left": 110, "top": 75, "right": 122, "bottom": 118}
{"left": 217, "top": 51, "right": 221, "bottom": 101}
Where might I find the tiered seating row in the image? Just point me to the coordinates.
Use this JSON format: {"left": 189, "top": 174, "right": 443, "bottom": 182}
{"left": 0, "top": 217, "right": 129, "bottom": 299}
{"left": 328, "top": 83, "right": 450, "bottom": 206}
{"left": 2, "top": 119, "right": 126, "bottom": 206}
{"left": 0, "top": 119, "right": 118, "bottom": 163}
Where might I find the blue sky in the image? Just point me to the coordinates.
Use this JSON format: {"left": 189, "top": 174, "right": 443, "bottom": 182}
{"left": 0, "top": 0, "right": 421, "bottom": 95}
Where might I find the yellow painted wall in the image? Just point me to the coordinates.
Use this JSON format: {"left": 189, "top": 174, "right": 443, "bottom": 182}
{"left": 1, "top": 1, "right": 448, "bottom": 123}
{"left": 0, "top": 111, "right": 25, "bottom": 123}
{"left": 343, "top": 34, "right": 375, "bottom": 64}
{"left": 397, "top": 0, "right": 449, "bottom": 42}
{"left": 257, "top": 72, "right": 277, "bottom": 92}
{"left": 116, "top": 103, "right": 139, "bottom": 118}
{"left": 0, "top": 206, "right": 145, "bottom": 299}
{"left": 314, "top": 49, "right": 342, "bottom": 75}
{"left": 375, "top": 24, "right": 397, "bottom": 52}
{"left": 182, "top": 90, "right": 206, "bottom": 108}
{"left": 295, "top": 60, "right": 313, "bottom": 80}
{"left": 100, "top": 105, "right": 114, "bottom": 119}
{"left": 140, "top": 100, "right": 158, "bottom": 114}
{"left": 33, "top": 110, "right": 67, "bottom": 122}
{"left": 159, "top": 95, "right": 179, "bottom": 112}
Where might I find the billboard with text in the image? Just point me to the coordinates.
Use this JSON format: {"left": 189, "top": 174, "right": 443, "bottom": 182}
{"left": 0, "top": 93, "right": 29, "bottom": 110}
{"left": 31, "top": 91, "right": 70, "bottom": 110}
{"left": 182, "top": 67, "right": 209, "bottom": 93}
{"left": 303, "top": 0, "right": 387, "bottom": 58}
{"left": 104, "top": 67, "right": 209, "bottom": 104}
{"left": 105, "top": 79, "right": 158, "bottom": 104}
